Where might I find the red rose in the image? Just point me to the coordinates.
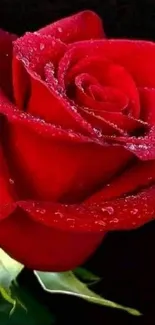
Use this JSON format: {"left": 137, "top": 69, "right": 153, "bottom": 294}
{"left": 0, "top": 11, "right": 155, "bottom": 271}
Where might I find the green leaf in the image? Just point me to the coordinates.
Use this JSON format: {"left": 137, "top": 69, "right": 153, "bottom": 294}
{"left": 8, "top": 281, "right": 55, "bottom": 325}
{"left": 0, "top": 280, "right": 55, "bottom": 325}
{"left": 0, "top": 249, "right": 23, "bottom": 288}
{"left": 73, "top": 267, "right": 100, "bottom": 284}
{"left": 0, "top": 250, "right": 55, "bottom": 324}
{"left": 0, "top": 249, "right": 24, "bottom": 316}
{"left": 34, "top": 270, "right": 141, "bottom": 316}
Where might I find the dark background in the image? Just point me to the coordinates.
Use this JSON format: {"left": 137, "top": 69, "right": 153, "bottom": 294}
{"left": 1, "top": 1, "right": 155, "bottom": 324}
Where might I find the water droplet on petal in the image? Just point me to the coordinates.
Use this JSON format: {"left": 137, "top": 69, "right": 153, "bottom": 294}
{"left": 40, "top": 43, "right": 45, "bottom": 50}
{"left": 110, "top": 218, "right": 119, "bottom": 224}
{"left": 58, "top": 27, "right": 62, "bottom": 33}
{"left": 22, "top": 58, "right": 29, "bottom": 67}
{"left": 101, "top": 206, "right": 114, "bottom": 215}
{"left": 36, "top": 208, "right": 45, "bottom": 214}
{"left": 9, "top": 178, "right": 14, "bottom": 185}
{"left": 55, "top": 211, "right": 63, "bottom": 218}
{"left": 131, "top": 208, "right": 138, "bottom": 215}
{"left": 95, "top": 220, "right": 106, "bottom": 226}
{"left": 40, "top": 209, "right": 46, "bottom": 214}
{"left": 128, "top": 144, "right": 136, "bottom": 150}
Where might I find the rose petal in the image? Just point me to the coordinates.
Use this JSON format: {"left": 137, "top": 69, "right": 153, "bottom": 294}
{"left": 0, "top": 30, "right": 17, "bottom": 98}
{"left": 139, "top": 87, "right": 155, "bottom": 124}
{"left": 74, "top": 76, "right": 129, "bottom": 113}
{"left": 110, "top": 126, "right": 155, "bottom": 160}
{"left": 38, "top": 10, "right": 105, "bottom": 43}
{"left": 68, "top": 40, "right": 155, "bottom": 87}
{"left": 86, "top": 160, "right": 155, "bottom": 203}
{"left": 73, "top": 74, "right": 145, "bottom": 134}
{"left": 80, "top": 108, "right": 126, "bottom": 136}
{"left": 0, "top": 90, "right": 98, "bottom": 143}
{"left": 13, "top": 33, "right": 94, "bottom": 135}
{"left": 0, "top": 208, "right": 103, "bottom": 271}
{"left": 13, "top": 33, "right": 66, "bottom": 108}
{"left": 1, "top": 183, "right": 154, "bottom": 269}
{"left": 0, "top": 141, "right": 17, "bottom": 219}
{"left": 0, "top": 144, "right": 15, "bottom": 206}
{"left": 0, "top": 91, "right": 132, "bottom": 202}
{"left": 58, "top": 53, "right": 140, "bottom": 119}
{"left": 81, "top": 108, "right": 145, "bottom": 135}
{"left": 5, "top": 116, "right": 131, "bottom": 203}
{"left": 16, "top": 185, "right": 155, "bottom": 232}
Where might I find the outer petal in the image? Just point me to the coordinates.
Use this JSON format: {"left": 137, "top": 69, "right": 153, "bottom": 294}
{"left": 110, "top": 126, "right": 155, "bottom": 160}
{"left": 17, "top": 185, "right": 155, "bottom": 233}
{"left": 0, "top": 159, "right": 154, "bottom": 270}
{"left": 139, "top": 87, "right": 155, "bottom": 124}
{"left": 0, "top": 144, "right": 14, "bottom": 205}
{"left": 0, "top": 129, "right": 104, "bottom": 271}
{"left": 0, "top": 92, "right": 131, "bottom": 203}
{"left": 13, "top": 33, "right": 94, "bottom": 135}
{"left": 1, "top": 184, "right": 155, "bottom": 271}
{"left": 0, "top": 141, "right": 17, "bottom": 219}
{"left": 0, "top": 208, "right": 104, "bottom": 271}
{"left": 38, "top": 10, "right": 105, "bottom": 43}
{"left": 0, "top": 30, "right": 17, "bottom": 98}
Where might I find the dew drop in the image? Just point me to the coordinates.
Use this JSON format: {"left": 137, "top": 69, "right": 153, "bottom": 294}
{"left": 95, "top": 220, "right": 106, "bottom": 226}
{"left": 36, "top": 208, "right": 45, "bottom": 214}
{"left": 101, "top": 206, "right": 114, "bottom": 215}
{"left": 138, "top": 144, "right": 148, "bottom": 149}
{"left": 131, "top": 208, "right": 138, "bottom": 215}
{"left": 58, "top": 27, "right": 63, "bottom": 33}
{"left": 9, "top": 178, "right": 14, "bottom": 185}
{"left": 110, "top": 218, "right": 119, "bottom": 224}
{"left": 55, "top": 211, "right": 63, "bottom": 218}
{"left": 40, "top": 209, "right": 46, "bottom": 214}
{"left": 128, "top": 144, "right": 136, "bottom": 150}
{"left": 40, "top": 43, "right": 45, "bottom": 50}
{"left": 23, "top": 58, "right": 29, "bottom": 67}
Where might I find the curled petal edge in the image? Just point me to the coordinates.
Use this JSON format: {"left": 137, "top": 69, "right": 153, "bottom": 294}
{"left": 0, "top": 185, "right": 155, "bottom": 233}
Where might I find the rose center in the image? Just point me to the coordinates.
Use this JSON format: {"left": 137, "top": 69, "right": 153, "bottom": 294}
{"left": 56, "top": 52, "right": 141, "bottom": 134}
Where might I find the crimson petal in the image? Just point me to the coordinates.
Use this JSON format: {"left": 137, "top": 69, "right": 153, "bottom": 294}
{"left": 38, "top": 10, "right": 105, "bottom": 43}
{"left": 13, "top": 33, "right": 94, "bottom": 135}
{"left": 58, "top": 52, "right": 140, "bottom": 119}
{"left": 68, "top": 40, "right": 155, "bottom": 87}
{"left": 0, "top": 209, "right": 104, "bottom": 271}
{"left": 15, "top": 185, "right": 155, "bottom": 232}
{"left": 86, "top": 160, "right": 155, "bottom": 203}
{"left": 109, "top": 126, "right": 155, "bottom": 160}
{"left": 139, "top": 87, "right": 155, "bottom": 124}
{"left": 0, "top": 91, "right": 131, "bottom": 202}
{"left": 0, "top": 142, "right": 17, "bottom": 219}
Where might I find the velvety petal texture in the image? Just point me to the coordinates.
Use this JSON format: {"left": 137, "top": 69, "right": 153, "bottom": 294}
{"left": 0, "top": 11, "right": 155, "bottom": 271}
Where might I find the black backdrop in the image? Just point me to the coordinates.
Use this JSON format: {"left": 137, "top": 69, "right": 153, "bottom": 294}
{"left": 1, "top": 1, "right": 155, "bottom": 324}
{"left": 1, "top": 0, "right": 155, "bottom": 40}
